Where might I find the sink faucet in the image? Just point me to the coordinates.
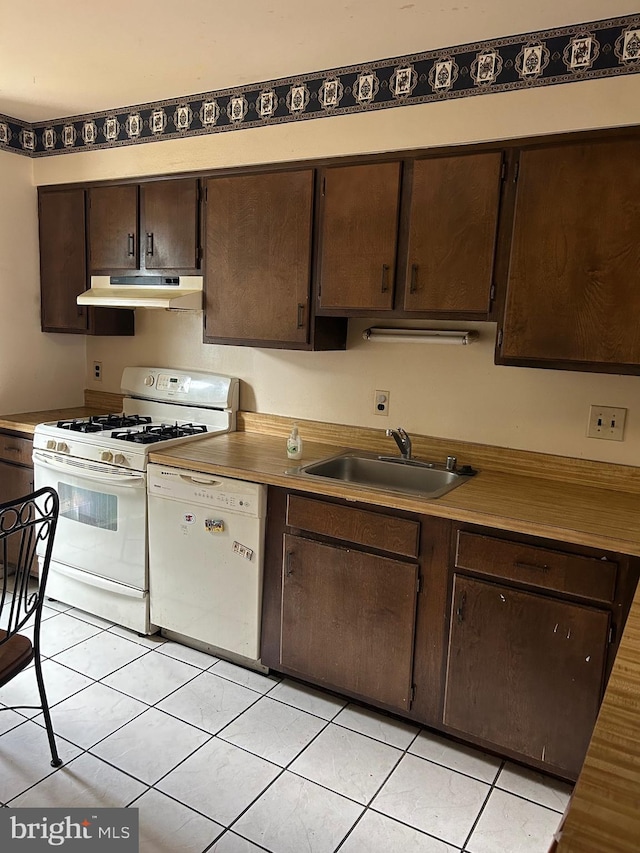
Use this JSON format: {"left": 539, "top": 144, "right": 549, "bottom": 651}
{"left": 386, "top": 427, "right": 412, "bottom": 459}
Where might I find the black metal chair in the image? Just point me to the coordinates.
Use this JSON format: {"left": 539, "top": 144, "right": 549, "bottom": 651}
{"left": 0, "top": 487, "right": 62, "bottom": 767}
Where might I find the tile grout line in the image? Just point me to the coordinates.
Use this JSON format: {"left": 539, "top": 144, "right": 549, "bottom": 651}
{"left": 460, "top": 759, "right": 505, "bottom": 851}
{"left": 332, "top": 724, "right": 443, "bottom": 853}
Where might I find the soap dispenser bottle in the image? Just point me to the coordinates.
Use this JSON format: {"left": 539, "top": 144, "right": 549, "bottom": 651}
{"left": 286, "top": 423, "right": 303, "bottom": 460}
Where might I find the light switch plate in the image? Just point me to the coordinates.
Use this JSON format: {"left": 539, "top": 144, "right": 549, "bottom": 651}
{"left": 587, "top": 405, "right": 626, "bottom": 441}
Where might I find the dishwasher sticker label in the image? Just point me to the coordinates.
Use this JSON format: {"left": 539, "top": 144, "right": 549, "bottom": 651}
{"left": 183, "top": 513, "right": 196, "bottom": 524}
{"left": 233, "top": 541, "right": 254, "bottom": 560}
{"left": 205, "top": 519, "right": 225, "bottom": 533}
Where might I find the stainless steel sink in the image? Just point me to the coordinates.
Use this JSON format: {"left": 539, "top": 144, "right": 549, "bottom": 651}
{"left": 297, "top": 451, "right": 476, "bottom": 499}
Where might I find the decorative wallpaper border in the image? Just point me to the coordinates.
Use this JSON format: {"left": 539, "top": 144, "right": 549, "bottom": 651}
{"left": 2, "top": 14, "right": 639, "bottom": 158}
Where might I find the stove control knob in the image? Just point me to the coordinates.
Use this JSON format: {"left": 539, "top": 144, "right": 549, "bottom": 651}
{"left": 46, "top": 439, "right": 57, "bottom": 450}
{"left": 56, "top": 442, "right": 69, "bottom": 453}
{"left": 101, "top": 451, "right": 114, "bottom": 463}
{"left": 114, "top": 453, "right": 127, "bottom": 466}
{"left": 144, "top": 375, "right": 155, "bottom": 387}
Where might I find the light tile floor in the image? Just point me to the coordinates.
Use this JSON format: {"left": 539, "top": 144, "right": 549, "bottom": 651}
{"left": 0, "top": 597, "right": 571, "bottom": 853}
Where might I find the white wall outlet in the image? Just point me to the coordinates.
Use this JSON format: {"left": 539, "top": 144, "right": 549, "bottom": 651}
{"left": 587, "top": 405, "right": 626, "bottom": 441}
{"left": 93, "top": 361, "right": 102, "bottom": 382}
{"left": 373, "top": 390, "right": 390, "bottom": 416}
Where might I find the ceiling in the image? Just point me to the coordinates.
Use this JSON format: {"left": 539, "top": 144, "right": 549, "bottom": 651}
{"left": 1, "top": 1, "right": 636, "bottom": 123}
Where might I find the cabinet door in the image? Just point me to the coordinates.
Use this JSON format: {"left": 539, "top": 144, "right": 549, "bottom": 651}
{"left": 317, "top": 162, "right": 400, "bottom": 310}
{"left": 39, "top": 189, "right": 88, "bottom": 333}
{"left": 204, "top": 170, "right": 313, "bottom": 345}
{"left": 0, "top": 459, "right": 33, "bottom": 502}
{"left": 88, "top": 185, "right": 139, "bottom": 271}
{"left": 280, "top": 534, "right": 418, "bottom": 709}
{"left": 0, "top": 459, "right": 35, "bottom": 574}
{"left": 499, "top": 138, "right": 640, "bottom": 371}
{"left": 444, "top": 575, "right": 609, "bottom": 777}
{"left": 141, "top": 179, "right": 199, "bottom": 270}
{"left": 403, "top": 152, "right": 502, "bottom": 314}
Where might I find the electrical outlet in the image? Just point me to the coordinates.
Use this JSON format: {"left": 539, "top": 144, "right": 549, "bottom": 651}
{"left": 587, "top": 405, "right": 626, "bottom": 441}
{"left": 373, "top": 390, "right": 390, "bottom": 416}
{"left": 93, "top": 361, "right": 102, "bottom": 382}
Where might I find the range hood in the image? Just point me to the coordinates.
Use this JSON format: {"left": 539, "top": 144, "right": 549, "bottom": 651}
{"left": 77, "top": 276, "right": 203, "bottom": 310}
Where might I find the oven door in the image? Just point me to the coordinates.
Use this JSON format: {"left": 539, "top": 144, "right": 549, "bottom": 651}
{"left": 33, "top": 450, "right": 147, "bottom": 589}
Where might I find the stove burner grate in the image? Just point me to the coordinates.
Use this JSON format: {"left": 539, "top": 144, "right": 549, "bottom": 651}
{"left": 111, "top": 422, "right": 209, "bottom": 444}
{"left": 57, "top": 414, "right": 153, "bottom": 432}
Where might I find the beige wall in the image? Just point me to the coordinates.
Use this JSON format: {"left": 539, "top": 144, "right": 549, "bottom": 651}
{"left": 0, "top": 151, "right": 85, "bottom": 415}
{"left": 32, "top": 76, "right": 640, "bottom": 465}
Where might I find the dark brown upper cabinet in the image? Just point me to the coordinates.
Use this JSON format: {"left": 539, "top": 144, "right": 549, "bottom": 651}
{"left": 496, "top": 136, "right": 640, "bottom": 374}
{"left": 401, "top": 152, "right": 503, "bottom": 316}
{"left": 203, "top": 169, "right": 346, "bottom": 350}
{"left": 140, "top": 179, "right": 200, "bottom": 271}
{"left": 316, "top": 162, "right": 401, "bottom": 312}
{"left": 315, "top": 153, "right": 504, "bottom": 318}
{"left": 38, "top": 187, "right": 133, "bottom": 336}
{"left": 88, "top": 185, "right": 139, "bottom": 272}
{"left": 88, "top": 178, "right": 200, "bottom": 274}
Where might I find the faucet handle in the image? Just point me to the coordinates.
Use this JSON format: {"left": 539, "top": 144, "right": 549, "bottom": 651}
{"left": 446, "top": 455, "right": 457, "bottom": 471}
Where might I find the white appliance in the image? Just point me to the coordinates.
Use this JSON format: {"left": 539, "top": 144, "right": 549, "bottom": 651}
{"left": 32, "top": 367, "right": 239, "bottom": 633}
{"left": 77, "top": 275, "right": 203, "bottom": 310}
{"left": 147, "top": 465, "right": 266, "bottom": 667}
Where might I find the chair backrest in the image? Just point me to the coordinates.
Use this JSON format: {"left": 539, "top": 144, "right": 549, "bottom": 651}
{"left": 0, "top": 487, "right": 59, "bottom": 645}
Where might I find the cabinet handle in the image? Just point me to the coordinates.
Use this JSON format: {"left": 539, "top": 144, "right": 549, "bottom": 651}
{"left": 381, "top": 264, "right": 390, "bottom": 293}
{"left": 4, "top": 446, "right": 20, "bottom": 454}
{"left": 296, "top": 303, "right": 305, "bottom": 329}
{"left": 127, "top": 233, "right": 135, "bottom": 256}
{"left": 146, "top": 232, "right": 154, "bottom": 256}
{"left": 409, "top": 263, "right": 418, "bottom": 293}
{"left": 456, "top": 591, "right": 466, "bottom": 624}
{"left": 514, "top": 561, "right": 550, "bottom": 572}
{"left": 285, "top": 551, "right": 294, "bottom": 577}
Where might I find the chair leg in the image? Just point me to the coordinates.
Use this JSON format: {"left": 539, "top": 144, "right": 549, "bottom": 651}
{"left": 33, "top": 654, "right": 62, "bottom": 767}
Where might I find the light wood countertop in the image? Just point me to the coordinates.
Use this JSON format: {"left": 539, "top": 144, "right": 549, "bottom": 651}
{"left": 555, "top": 580, "right": 640, "bottom": 853}
{"left": 0, "top": 407, "right": 105, "bottom": 435}
{"left": 0, "top": 391, "right": 123, "bottom": 435}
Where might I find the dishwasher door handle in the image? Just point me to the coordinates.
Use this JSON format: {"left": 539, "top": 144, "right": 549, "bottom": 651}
{"left": 178, "top": 474, "right": 224, "bottom": 486}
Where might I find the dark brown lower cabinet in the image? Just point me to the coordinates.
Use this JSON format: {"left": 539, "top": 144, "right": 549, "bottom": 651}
{"left": 262, "top": 488, "right": 639, "bottom": 781}
{"left": 0, "top": 432, "right": 35, "bottom": 573}
{"left": 280, "top": 534, "right": 419, "bottom": 710}
{"left": 443, "top": 574, "right": 610, "bottom": 778}
{"left": 0, "top": 459, "right": 34, "bottom": 505}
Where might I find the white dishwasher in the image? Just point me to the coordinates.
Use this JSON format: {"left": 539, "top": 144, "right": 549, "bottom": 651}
{"left": 147, "top": 463, "right": 267, "bottom": 665}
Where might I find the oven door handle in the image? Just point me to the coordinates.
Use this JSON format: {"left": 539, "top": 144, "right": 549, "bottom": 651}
{"left": 33, "top": 452, "right": 145, "bottom": 485}
{"left": 51, "top": 562, "right": 147, "bottom": 598}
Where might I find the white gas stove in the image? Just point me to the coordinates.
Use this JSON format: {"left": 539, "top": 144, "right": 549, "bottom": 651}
{"left": 33, "top": 367, "right": 239, "bottom": 634}
{"left": 33, "top": 367, "right": 238, "bottom": 472}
